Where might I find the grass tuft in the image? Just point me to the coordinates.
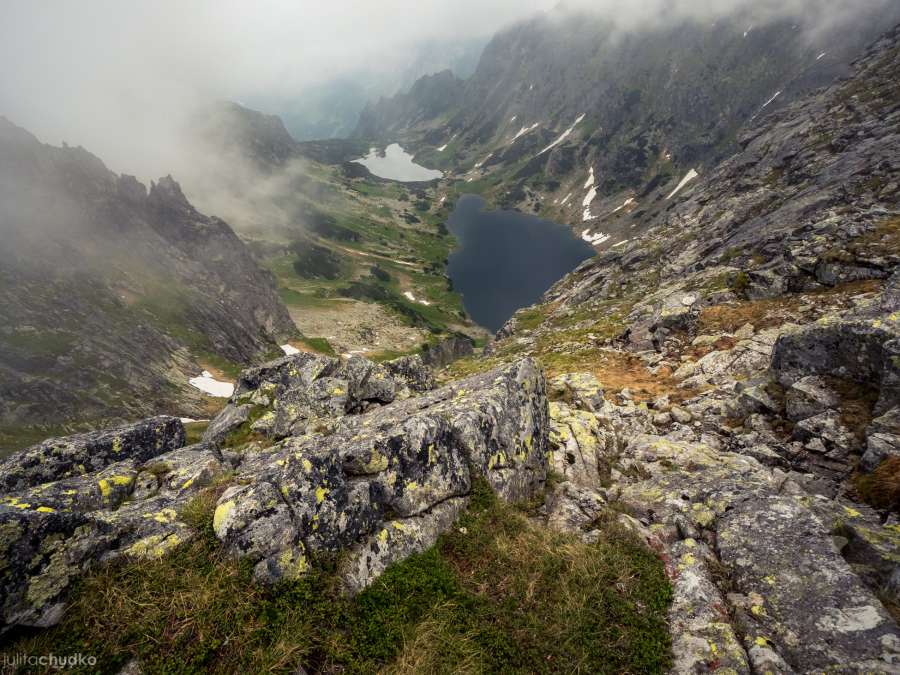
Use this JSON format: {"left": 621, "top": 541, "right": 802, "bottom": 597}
{"left": 6, "top": 480, "right": 671, "bottom": 674}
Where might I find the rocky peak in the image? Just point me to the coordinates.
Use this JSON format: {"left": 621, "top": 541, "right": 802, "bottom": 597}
{"left": 191, "top": 100, "right": 301, "bottom": 171}
{"left": 0, "top": 121, "right": 295, "bottom": 432}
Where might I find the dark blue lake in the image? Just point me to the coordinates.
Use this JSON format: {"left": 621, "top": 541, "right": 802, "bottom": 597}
{"left": 447, "top": 194, "right": 595, "bottom": 333}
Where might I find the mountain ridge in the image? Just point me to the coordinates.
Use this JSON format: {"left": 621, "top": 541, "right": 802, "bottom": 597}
{"left": 0, "top": 116, "right": 296, "bottom": 449}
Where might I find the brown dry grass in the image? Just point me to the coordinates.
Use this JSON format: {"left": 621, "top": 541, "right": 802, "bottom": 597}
{"left": 699, "top": 279, "right": 884, "bottom": 334}
{"left": 855, "top": 457, "right": 900, "bottom": 511}
{"left": 541, "top": 348, "right": 703, "bottom": 404}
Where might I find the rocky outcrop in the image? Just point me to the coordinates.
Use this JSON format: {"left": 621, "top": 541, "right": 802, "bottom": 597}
{"left": 203, "top": 352, "right": 436, "bottom": 446}
{"left": 419, "top": 335, "right": 475, "bottom": 368}
{"left": 0, "top": 354, "right": 548, "bottom": 631}
{"left": 772, "top": 317, "right": 900, "bottom": 415}
{"left": 0, "top": 416, "right": 185, "bottom": 492}
{"left": 212, "top": 356, "right": 548, "bottom": 591}
{"left": 539, "top": 369, "right": 900, "bottom": 673}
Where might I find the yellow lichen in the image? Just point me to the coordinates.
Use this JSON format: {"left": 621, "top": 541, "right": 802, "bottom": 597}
{"left": 213, "top": 499, "right": 236, "bottom": 534}
{"left": 127, "top": 533, "right": 181, "bottom": 559}
{"left": 843, "top": 506, "right": 862, "bottom": 518}
{"left": 365, "top": 450, "right": 389, "bottom": 473}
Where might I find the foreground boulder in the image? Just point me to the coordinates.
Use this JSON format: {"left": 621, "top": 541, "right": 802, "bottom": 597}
{"left": 772, "top": 316, "right": 900, "bottom": 416}
{"left": 0, "top": 416, "right": 185, "bottom": 492}
{"left": 0, "top": 355, "right": 548, "bottom": 631}
{"left": 212, "top": 357, "right": 549, "bottom": 591}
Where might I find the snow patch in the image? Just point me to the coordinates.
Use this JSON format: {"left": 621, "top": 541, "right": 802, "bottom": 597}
{"left": 581, "top": 229, "right": 610, "bottom": 246}
{"left": 743, "top": 25, "right": 753, "bottom": 38}
{"left": 560, "top": 192, "right": 572, "bottom": 206}
{"left": 280, "top": 344, "right": 300, "bottom": 356}
{"left": 189, "top": 371, "right": 234, "bottom": 398}
{"left": 610, "top": 197, "right": 636, "bottom": 215}
{"left": 537, "top": 113, "right": 586, "bottom": 156}
{"left": 666, "top": 169, "right": 699, "bottom": 200}
{"left": 581, "top": 169, "right": 598, "bottom": 220}
{"left": 511, "top": 122, "right": 540, "bottom": 142}
{"left": 403, "top": 291, "right": 431, "bottom": 306}
{"left": 510, "top": 115, "right": 517, "bottom": 123}
{"left": 761, "top": 91, "right": 782, "bottom": 109}
{"left": 612, "top": 239, "right": 629, "bottom": 248}
{"left": 436, "top": 143, "right": 448, "bottom": 152}
{"left": 816, "top": 52, "right": 827, "bottom": 60}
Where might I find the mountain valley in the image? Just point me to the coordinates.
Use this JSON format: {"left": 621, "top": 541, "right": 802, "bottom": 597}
{"left": 1, "top": 3, "right": 900, "bottom": 673}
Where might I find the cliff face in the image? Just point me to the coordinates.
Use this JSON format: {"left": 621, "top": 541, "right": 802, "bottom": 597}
{"left": 355, "top": 70, "right": 465, "bottom": 140}
{"left": 0, "top": 118, "right": 295, "bottom": 439}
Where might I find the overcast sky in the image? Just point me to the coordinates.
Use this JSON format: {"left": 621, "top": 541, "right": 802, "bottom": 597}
{"left": 0, "top": 0, "right": 893, "bottom": 178}
{"left": 0, "top": 1, "right": 556, "bottom": 175}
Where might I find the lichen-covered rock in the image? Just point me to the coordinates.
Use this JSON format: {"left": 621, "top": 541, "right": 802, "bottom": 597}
{"left": 0, "top": 440, "right": 226, "bottom": 631}
{"left": 205, "top": 352, "right": 437, "bottom": 445}
{"left": 718, "top": 496, "right": 900, "bottom": 671}
{"left": 548, "top": 401, "right": 612, "bottom": 488}
{"left": 342, "top": 498, "right": 468, "bottom": 594}
{"left": 544, "top": 481, "right": 605, "bottom": 540}
{"left": 211, "top": 358, "right": 548, "bottom": 591}
{"left": 548, "top": 372, "right": 605, "bottom": 412}
{"left": 861, "top": 407, "right": 900, "bottom": 472}
{"left": 653, "top": 291, "right": 700, "bottom": 334}
{"left": 0, "top": 506, "right": 115, "bottom": 629}
{"left": 784, "top": 375, "right": 840, "bottom": 421}
{"left": 771, "top": 316, "right": 900, "bottom": 414}
{"left": 793, "top": 410, "right": 859, "bottom": 461}
{"left": 0, "top": 416, "right": 185, "bottom": 492}
{"left": 202, "top": 404, "right": 252, "bottom": 445}
{"left": 667, "top": 538, "right": 752, "bottom": 674}
{"left": 387, "top": 356, "right": 437, "bottom": 395}
{"left": 675, "top": 326, "right": 786, "bottom": 385}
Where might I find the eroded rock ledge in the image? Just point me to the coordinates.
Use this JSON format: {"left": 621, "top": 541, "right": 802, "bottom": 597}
{"left": 0, "top": 355, "right": 548, "bottom": 631}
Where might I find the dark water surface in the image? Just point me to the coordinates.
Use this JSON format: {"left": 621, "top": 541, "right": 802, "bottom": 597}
{"left": 447, "top": 195, "right": 595, "bottom": 333}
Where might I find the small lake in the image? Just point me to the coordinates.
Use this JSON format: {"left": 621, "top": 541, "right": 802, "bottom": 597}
{"left": 447, "top": 195, "right": 595, "bottom": 333}
{"left": 352, "top": 143, "right": 443, "bottom": 182}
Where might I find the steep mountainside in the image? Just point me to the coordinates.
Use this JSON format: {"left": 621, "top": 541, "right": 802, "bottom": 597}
{"left": 441, "top": 23, "right": 900, "bottom": 672}
{"left": 354, "top": 70, "right": 465, "bottom": 139}
{"left": 356, "top": 4, "right": 900, "bottom": 226}
{"left": 0, "top": 118, "right": 295, "bottom": 450}
{"left": 251, "top": 35, "right": 486, "bottom": 141}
